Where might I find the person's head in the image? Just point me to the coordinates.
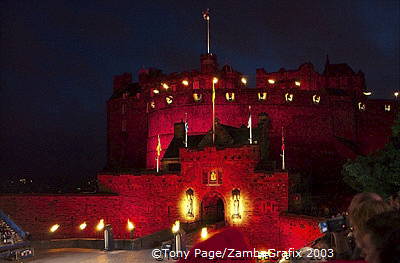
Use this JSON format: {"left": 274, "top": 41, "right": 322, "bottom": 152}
{"left": 349, "top": 200, "right": 391, "bottom": 238}
{"left": 348, "top": 192, "right": 382, "bottom": 216}
{"left": 387, "top": 192, "right": 400, "bottom": 211}
{"left": 358, "top": 211, "right": 400, "bottom": 263}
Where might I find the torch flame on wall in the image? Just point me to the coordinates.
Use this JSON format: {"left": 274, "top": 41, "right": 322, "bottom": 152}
{"left": 172, "top": 220, "right": 180, "bottom": 233}
{"left": 201, "top": 227, "right": 208, "bottom": 239}
{"left": 50, "top": 224, "right": 60, "bottom": 233}
{"left": 79, "top": 222, "right": 87, "bottom": 230}
{"left": 96, "top": 219, "right": 105, "bottom": 231}
{"left": 127, "top": 219, "right": 135, "bottom": 231}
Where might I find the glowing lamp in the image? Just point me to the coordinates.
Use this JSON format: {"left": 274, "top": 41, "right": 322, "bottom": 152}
{"left": 182, "top": 80, "right": 189, "bottom": 86}
{"left": 285, "top": 93, "right": 294, "bottom": 102}
{"left": 172, "top": 220, "right": 180, "bottom": 234}
{"left": 186, "top": 188, "right": 194, "bottom": 218}
{"left": 201, "top": 227, "right": 208, "bottom": 239}
{"left": 258, "top": 92, "right": 267, "bottom": 101}
{"left": 161, "top": 83, "right": 169, "bottom": 90}
{"left": 295, "top": 81, "right": 301, "bottom": 86}
{"left": 50, "top": 224, "right": 60, "bottom": 233}
{"left": 241, "top": 77, "right": 247, "bottom": 85}
{"left": 394, "top": 91, "right": 399, "bottom": 99}
{"left": 150, "top": 101, "right": 155, "bottom": 109}
{"left": 313, "top": 95, "right": 321, "bottom": 104}
{"left": 225, "top": 92, "right": 235, "bottom": 101}
{"left": 166, "top": 96, "right": 173, "bottom": 104}
{"left": 79, "top": 222, "right": 87, "bottom": 230}
{"left": 384, "top": 104, "right": 391, "bottom": 112}
{"left": 96, "top": 219, "right": 105, "bottom": 231}
{"left": 153, "top": 89, "right": 159, "bottom": 94}
{"left": 212, "top": 77, "right": 218, "bottom": 84}
{"left": 267, "top": 79, "right": 275, "bottom": 84}
{"left": 363, "top": 91, "right": 372, "bottom": 96}
{"left": 358, "top": 102, "right": 366, "bottom": 111}
{"left": 193, "top": 93, "right": 202, "bottom": 102}
{"left": 127, "top": 219, "right": 135, "bottom": 231}
{"left": 232, "top": 189, "right": 241, "bottom": 219}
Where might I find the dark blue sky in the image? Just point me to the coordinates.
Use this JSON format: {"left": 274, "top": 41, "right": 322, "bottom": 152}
{"left": 1, "top": 0, "right": 399, "bottom": 183}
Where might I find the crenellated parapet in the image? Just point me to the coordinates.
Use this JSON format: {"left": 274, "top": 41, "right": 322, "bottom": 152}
{"left": 106, "top": 54, "right": 398, "bottom": 172}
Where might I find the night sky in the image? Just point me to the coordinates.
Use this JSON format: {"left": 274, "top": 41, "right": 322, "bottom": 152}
{"left": 1, "top": 0, "right": 399, "bottom": 187}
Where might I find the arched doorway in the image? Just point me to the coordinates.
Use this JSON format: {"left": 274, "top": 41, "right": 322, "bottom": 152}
{"left": 201, "top": 192, "right": 225, "bottom": 224}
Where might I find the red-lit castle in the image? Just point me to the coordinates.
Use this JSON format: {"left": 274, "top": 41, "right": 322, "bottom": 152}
{"left": 0, "top": 53, "right": 397, "bottom": 250}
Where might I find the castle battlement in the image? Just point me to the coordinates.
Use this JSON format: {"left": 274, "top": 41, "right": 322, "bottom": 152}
{"left": 106, "top": 54, "right": 398, "bottom": 174}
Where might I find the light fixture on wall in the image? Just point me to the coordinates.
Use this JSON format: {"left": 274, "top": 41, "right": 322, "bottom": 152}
{"left": 285, "top": 93, "right": 294, "bottom": 102}
{"left": 384, "top": 104, "right": 391, "bottom": 112}
{"left": 96, "top": 219, "right": 105, "bottom": 231}
{"left": 258, "top": 92, "right": 267, "bottom": 101}
{"left": 182, "top": 80, "right": 189, "bottom": 86}
{"left": 161, "top": 83, "right": 169, "bottom": 90}
{"left": 166, "top": 96, "right": 173, "bottom": 104}
{"left": 186, "top": 188, "right": 194, "bottom": 218}
{"left": 268, "top": 79, "right": 275, "bottom": 84}
{"left": 358, "top": 102, "right": 366, "bottom": 111}
{"left": 127, "top": 219, "right": 135, "bottom": 239}
{"left": 232, "top": 189, "right": 241, "bottom": 219}
{"left": 313, "top": 95, "right": 321, "bottom": 104}
{"left": 241, "top": 77, "right": 247, "bottom": 85}
{"left": 193, "top": 93, "right": 202, "bottom": 102}
{"left": 225, "top": 92, "right": 235, "bottom": 101}
{"left": 79, "top": 222, "right": 87, "bottom": 230}
{"left": 49, "top": 224, "right": 60, "bottom": 233}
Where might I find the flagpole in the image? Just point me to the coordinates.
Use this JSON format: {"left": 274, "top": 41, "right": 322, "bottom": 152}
{"left": 247, "top": 106, "right": 253, "bottom": 144}
{"left": 203, "top": 9, "right": 211, "bottom": 54}
{"left": 282, "top": 127, "right": 285, "bottom": 170}
{"left": 212, "top": 77, "right": 218, "bottom": 144}
{"left": 156, "top": 134, "right": 161, "bottom": 173}
{"left": 184, "top": 113, "right": 188, "bottom": 148}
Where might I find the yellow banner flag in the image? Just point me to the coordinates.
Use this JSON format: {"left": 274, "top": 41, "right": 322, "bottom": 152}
{"left": 156, "top": 134, "right": 162, "bottom": 157}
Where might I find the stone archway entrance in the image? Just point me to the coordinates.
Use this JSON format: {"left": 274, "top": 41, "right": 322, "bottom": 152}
{"left": 201, "top": 192, "right": 225, "bottom": 224}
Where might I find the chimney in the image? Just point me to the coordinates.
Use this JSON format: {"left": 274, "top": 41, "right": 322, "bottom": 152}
{"left": 174, "top": 122, "right": 185, "bottom": 139}
{"left": 200, "top": 54, "right": 218, "bottom": 74}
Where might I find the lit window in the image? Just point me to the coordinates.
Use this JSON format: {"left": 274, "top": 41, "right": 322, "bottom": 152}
{"left": 258, "top": 92, "right": 267, "bottom": 101}
{"left": 384, "top": 104, "right": 391, "bottom": 112}
{"left": 150, "top": 101, "right": 155, "bottom": 109}
{"left": 268, "top": 79, "right": 275, "bottom": 84}
{"left": 285, "top": 93, "right": 294, "bottom": 102}
{"left": 122, "top": 119, "right": 126, "bottom": 132}
{"left": 182, "top": 80, "right": 189, "bottom": 86}
{"left": 358, "top": 102, "right": 366, "bottom": 111}
{"left": 121, "top": 103, "right": 126, "bottom": 114}
{"left": 153, "top": 89, "right": 159, "bottom": 94}
{"left": 225, "top": 92, "right": 235, "bottom": 101}
{"left": 166, "top": 96, "right": 173, "bottom": 104}
{"left": 193, "top": 93, "right": 202, "bottom": 102}
{"left": 295, "top": 81, "right": 301, "bottom": 86}
{"left": 210, "top": 171, "right": 217, "bottom": 181}
{"left": 312, "top": 95, "right": 321, "bottom": 104}
{"left": 241, "top": 77, "right": 247, "bottom": 85}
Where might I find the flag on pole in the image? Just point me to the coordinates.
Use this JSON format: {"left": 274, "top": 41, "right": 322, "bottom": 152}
{"left": 184, "top": 113, "right": 188, "bottom": 148}
{"left": 202, "top": 9, "right": 210, "bottom": 21}
{"left": 247, "top": 106, "right": 252, "bottom": 144}
{"left": 156, "top": 134, "right": 162, "bottom": 172}
{"left": 156, "top": 134, "right": 162, "bottom": 157}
